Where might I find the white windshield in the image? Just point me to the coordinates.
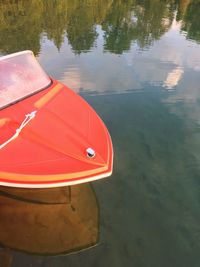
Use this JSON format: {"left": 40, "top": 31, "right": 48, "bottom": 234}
{"left": 0, "top": 51, "right": 51, "bottom": 109}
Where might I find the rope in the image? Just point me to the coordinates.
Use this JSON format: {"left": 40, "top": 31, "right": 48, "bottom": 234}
{"left": 0, "top": 110, "right": 37, "bottom": 150}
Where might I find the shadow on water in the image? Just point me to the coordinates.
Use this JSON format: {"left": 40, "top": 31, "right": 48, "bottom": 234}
{"left": 0, "top": 184, "right": 99, "bottom": 266}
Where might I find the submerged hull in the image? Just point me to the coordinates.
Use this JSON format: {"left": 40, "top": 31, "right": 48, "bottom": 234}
{"left": 0, "top": 184, "right": 99, "bottom": 254}
{"left": 0, "top": 80, "right": 113, "bottom": 188}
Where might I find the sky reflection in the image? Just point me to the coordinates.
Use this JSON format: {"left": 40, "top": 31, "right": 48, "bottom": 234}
{"left": 37, "top": 19, "right": 200, "bottom": 97}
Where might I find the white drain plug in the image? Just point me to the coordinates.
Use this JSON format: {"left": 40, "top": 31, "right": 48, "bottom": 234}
{"left": 86, "top": 148, "right": 96, "bottom": 158}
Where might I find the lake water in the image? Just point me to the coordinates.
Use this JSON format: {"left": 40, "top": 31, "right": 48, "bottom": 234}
{"left": 1, "top": 0, "right": 200, "bottom": 266}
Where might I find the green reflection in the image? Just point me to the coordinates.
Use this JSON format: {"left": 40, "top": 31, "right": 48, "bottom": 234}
{"left": 66, "top": 2, "right": 98, "bottom": 55}
{"left": 102, "top": 0, "right": 174, "bottom": 53}
{"left": 181, "top": 0, "right": 200, "bottom": 43}
{"left": 176, "top": 0, "right": 191, "bottom": 21}
{"left": 42, "top": 1, "right": 69, "bottom": 50}
{"left": 0, "top": 0, "right": 199, "bottom": 55}
{"left": 0, "top": 0, "right": 42, "bottom": 54}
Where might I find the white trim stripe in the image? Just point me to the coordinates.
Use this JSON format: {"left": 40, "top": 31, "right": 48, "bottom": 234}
{"left": 0, "top": 171, "right": 112, "bottom": 188}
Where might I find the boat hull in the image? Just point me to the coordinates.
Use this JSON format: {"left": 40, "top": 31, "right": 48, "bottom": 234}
{"left": 0, "top": 80, "right": 113, "bottom": 188}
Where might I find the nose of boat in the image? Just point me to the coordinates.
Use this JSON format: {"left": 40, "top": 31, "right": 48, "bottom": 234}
{"left": 28, "top": 105, "right": 111, "bottom": 168}
{"left": 0, "top": 82, "right": 113, "bottom": 187}
{"left": 29, "top": 83, "right": 112, "bottom": 169}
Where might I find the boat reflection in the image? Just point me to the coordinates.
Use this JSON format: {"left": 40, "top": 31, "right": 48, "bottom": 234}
{"left": 0, "top": 183, "right": 99, "bottom": 255}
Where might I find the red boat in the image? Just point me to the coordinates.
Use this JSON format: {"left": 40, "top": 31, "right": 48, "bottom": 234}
{"left": 0, "top": 51, "right": 113, "bottom": 188}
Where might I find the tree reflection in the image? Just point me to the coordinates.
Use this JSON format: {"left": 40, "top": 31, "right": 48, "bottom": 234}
{"left": 0, "top": 0, "right": 199, "bottom": 54}
{"left": 176, "top": 0, "right": 191, "bottom": 21}
{"left": 0, "top": 0, "right": 42, "bottom": 54}
{"left": 65, "top": 1, "right": 98, "bottom": 54}
{"left": 133, "top": 0, "right": 175, "bottom": 48}
{"left": 102, "top": 0, "right": 176, "bottom": 53}
{"left": 42, "top": 1, "right": 69, "bottom": 50}
{"left": 181, "top": 0, "right": 200, "bottom": 43}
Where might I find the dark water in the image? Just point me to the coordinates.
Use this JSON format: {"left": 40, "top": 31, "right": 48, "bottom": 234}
{"left": 1, "top": 0, "right": 200, "bottom": 266}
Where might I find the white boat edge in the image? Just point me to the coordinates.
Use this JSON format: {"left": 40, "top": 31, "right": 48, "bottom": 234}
{"left": 0, "top": 170, "right": 113, "bottom": 188}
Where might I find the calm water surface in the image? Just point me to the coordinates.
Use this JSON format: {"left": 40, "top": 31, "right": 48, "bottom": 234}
{"left": 1, "top": 0, "right": 200, "bottom": 266}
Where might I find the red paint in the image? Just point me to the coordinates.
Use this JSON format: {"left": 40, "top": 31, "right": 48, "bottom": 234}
{"left": 0, "top": 52, "right": 113, "bottom": 188}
